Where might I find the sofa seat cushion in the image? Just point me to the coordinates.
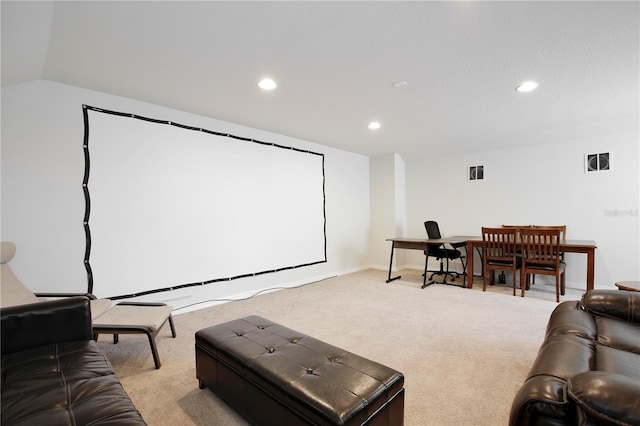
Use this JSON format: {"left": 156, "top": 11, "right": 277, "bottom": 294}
{"left": 1, "top": 340, "right": 145, "bottom": 425}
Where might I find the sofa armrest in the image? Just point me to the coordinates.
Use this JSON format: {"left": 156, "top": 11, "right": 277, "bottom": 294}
{"left": 582, "top": 290, "right": 640, "bottom": 324}
{"left": 509, "top": 375, "right": 571, "bottom": 426}
{"left": 1, "top": 296, "right": 93, "bottom": 355}
{"left": 568, "top": 372, "right": 640, "bottom": 426}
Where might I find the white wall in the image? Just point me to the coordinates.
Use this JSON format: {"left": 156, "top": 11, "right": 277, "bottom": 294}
{"left": 401, "top": 134, "right": 640, "bottom": 289}
{"left": 369, "top": 154, "right": 406, "bottom": 270}
{"left": 1, "top": 80, "right": 370, "bottom": 311}
{"left": 3, "top": 80, "right": 638, "bottom": 305}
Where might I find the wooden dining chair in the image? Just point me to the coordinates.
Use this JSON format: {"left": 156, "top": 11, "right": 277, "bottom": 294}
{"left": 530, "top": 225, "right": 567, "bottom": 286}
{"left": 520, "top": 227, "right": 566, "bottom": 302}
{"left": 482, "top": 227, "right": 522, "bottom": 296}
{"left": 498, "top": 225, "right": 531, "bottom": 284}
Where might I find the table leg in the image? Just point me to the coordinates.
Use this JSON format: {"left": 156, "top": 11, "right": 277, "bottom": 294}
{"left": 386, "top": 242, "right": 401, "bottom": 283}
{"left": 466, "top": 246, "right": 474, "bottom": 289}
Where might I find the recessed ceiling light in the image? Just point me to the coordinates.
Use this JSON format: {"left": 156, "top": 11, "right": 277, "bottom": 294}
{"left": 516, "top": 81, "right": 538, "bottom": 92}
{"left": 258, "top": 78, "right": 277, "bottom": 90}
{"left": 392, "top": 80, "right": 408, "bottom": 89}
{"left": 368, "top": 121, "right": 381, "bottom": 130}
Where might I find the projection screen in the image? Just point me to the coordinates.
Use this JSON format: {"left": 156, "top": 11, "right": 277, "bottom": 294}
{"left": 83, "top": 105, "right": 326, "bottom": 299}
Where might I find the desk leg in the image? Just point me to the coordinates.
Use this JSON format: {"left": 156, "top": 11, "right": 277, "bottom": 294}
{"left": 386, "top": 242, "right": 401, "bottom": 283}
{"left": 421, "top": 245, "right": 433, "bottom": 289}
{"left": 466, "top": 247, "right": 474, "bottom": 289}
{"left": 586, "top": 248, "right": 595, "bottom": 291}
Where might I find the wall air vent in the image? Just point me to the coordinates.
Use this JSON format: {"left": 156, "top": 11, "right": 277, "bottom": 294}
{"left": 468, "top": 165, "right": 484, "bottom": 181}
{"left": 585, "top": 153, "right": 610, "bottom": 173}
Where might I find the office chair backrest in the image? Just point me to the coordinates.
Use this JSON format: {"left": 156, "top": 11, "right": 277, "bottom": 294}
{"left": 424, "top": 221, "right": 442, "bottom": 239}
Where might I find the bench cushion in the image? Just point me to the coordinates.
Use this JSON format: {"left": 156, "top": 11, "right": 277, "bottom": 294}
{"left": 196, "top": 315, "right": 404, "bottom": 426}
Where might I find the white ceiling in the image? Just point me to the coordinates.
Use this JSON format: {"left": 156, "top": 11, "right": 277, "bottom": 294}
{"left": 2, "top": 1, "right": 638, "bottom": 159}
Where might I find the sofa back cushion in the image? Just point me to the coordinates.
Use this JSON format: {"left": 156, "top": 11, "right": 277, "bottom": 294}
{"left": 582, "top": 290, "right": 640, "bottom": 324}
{"left": 1, "top": 297, "right": 93, "bottom": 355}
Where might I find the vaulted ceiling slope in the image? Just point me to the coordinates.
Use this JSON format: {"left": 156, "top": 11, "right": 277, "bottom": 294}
{"left": 2, "top": 1, "right": 638, "bottom": 158}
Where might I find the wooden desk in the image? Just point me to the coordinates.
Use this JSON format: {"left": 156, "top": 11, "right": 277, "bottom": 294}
{"left": 385, "top": 237, "right": 475, "bottom": 288}
{"left": 464, "top": 237, "right": 598, "bottom": 291}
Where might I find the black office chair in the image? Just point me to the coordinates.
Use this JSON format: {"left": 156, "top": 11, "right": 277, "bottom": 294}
{"left": 422, "top": 221, "right": 466, "bottom": 288}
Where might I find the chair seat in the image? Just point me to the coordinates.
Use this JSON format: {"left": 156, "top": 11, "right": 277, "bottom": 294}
{"left": 525, "top": 263, "right": 566, "bottom": 273}
{"left": 427, "top": 247, "right": 461, "bottom": 260}
{"left": 93, "top": 303, "right": 173, "bottom": 331}
{"left": 487, "top": 258, "right": 522, "bottom": 268}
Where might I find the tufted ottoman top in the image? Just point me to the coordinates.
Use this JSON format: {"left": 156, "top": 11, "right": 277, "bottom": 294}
{"left": 196, "top": 315, "right": 404, "bottom": 425}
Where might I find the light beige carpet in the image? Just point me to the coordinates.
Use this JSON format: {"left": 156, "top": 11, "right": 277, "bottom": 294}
{"left": 98, "top": 269, "right": 582, "bottom": 425}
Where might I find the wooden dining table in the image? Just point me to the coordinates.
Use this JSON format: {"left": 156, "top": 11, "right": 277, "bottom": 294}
{"left": 464, "top": 236, "right": 598, "bottom": 291}
{"left": 386, "top": 236, "right": 598, "bottom": 291}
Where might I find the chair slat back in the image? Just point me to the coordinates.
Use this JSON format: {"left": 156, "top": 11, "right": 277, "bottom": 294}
{"left": 482, "top": 227, "right": 518, "bottom": 263}
{"left": 531, "top": 225, "right": 566, "bottom": 243}
{"left": 520, "top": 228, "right": 562, "bottom": 268}
{"left": 501, "top": 224, "right": 532, "bottom": 240}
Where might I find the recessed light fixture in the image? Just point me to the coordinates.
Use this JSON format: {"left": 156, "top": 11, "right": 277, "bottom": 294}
{"left": 258, "top": 78, "right": 277, "bottom": 90}
{"left": 368, "top": 121, "right": 381, "bottom": 130}
{"left": 516, "top": 81, "right": 538, "bottom": 92}
{"left": 392, "top": 80, "right": 408, "bottom": 89}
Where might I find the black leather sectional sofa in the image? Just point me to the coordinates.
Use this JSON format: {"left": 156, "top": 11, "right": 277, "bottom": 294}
{"left": 510, "top": 290, "right": 640, "bottom": 426}
{"left": 1, "top": 296, "right": 146, "bottom": 425}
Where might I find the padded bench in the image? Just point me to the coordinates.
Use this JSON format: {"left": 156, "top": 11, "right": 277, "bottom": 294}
{"left": 195, "top": 315, "right": 405, "bottom": 426}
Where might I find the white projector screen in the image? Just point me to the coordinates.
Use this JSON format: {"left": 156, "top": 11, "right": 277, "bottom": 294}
{"left": 83, "top": 106, "right": 326, "bottom": 299}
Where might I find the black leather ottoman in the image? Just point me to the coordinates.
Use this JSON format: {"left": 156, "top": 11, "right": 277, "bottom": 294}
{"left": 195, "top": 315, "right": 404, "bottom": 426}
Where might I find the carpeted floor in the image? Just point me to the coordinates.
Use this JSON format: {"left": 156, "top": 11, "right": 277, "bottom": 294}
{"left": 98, "top": 269, "right": 583, "bottom": 425}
